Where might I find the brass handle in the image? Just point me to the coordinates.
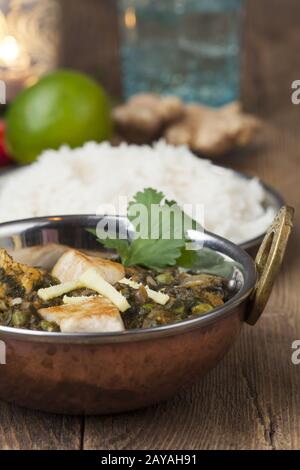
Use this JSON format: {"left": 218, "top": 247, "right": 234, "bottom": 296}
{"left": 246, "top": 206, "right": 294, "bottom": 325}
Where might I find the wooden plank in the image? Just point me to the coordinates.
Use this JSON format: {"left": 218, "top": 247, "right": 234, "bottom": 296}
{"left": 59, "top": 0, "right": 122, "bottom": 99}
{"left": 242, "top": 0, "right": 300, "bottom": 116}
{"left": 83, "top": 345, "right": 271, "bottom": 450}
{"left": 0, "top": 402, "right": 82, "bottom": 450}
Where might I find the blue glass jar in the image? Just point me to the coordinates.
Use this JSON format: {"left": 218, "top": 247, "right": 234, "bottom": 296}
{"left": 118, "top": 0, "right": 244, "bottom": 106}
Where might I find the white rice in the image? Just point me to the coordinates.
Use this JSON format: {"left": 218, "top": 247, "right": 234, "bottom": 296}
{"left": 0, "top": 141, "right": 276, "bottom": 244}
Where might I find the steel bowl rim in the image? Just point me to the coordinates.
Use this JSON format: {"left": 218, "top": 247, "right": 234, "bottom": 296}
{"left": 0, "top": 215, "right": 257, "bottom": 344}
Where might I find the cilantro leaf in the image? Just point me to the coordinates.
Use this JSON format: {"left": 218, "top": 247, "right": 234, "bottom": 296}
{"left": 89, "top": 188, "right": 202, "bottom": 271}
{"left": 125, "top": 238, "right": 185, "bottom": 270}
{"left": 128, "top": 188, "right": 165, "bottom": 239}
{"left": 101, "top": 238, "right": 130, "bottom": 263}
{"left": 86, "top": 228, "right": 97, "bottom": 236}
{"left": 176, "top": 247, "right": 199, "bottom": 268}
{"left": 178, "top": 248, "right": 240, "bottom": 278}
{"left": 86, "top": 228, "right": 131, "bottom": 263}
{"left": 128, "top": 188, "right": 164, "bottom": 220}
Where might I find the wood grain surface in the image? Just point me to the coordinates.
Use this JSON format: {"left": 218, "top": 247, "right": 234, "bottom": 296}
{"left": 0, "top": 0, "right": 300, "bottom": 450}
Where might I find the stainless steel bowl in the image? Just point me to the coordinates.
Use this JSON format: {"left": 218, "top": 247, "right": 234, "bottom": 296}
{"left": 0, "top": 209, "right": 293, "bottom": 414}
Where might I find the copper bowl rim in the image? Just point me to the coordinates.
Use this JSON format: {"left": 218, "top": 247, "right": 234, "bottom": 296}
{"left": 0, "top": 215, "right": 257, "bottom": 344}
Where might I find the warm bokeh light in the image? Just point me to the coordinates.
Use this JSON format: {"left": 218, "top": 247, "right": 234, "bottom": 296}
{"left": 0, "top": 35, "right": 20, "bottom": 66}
{"left": 0, "top": 1, "right": 60, "bottom": 100}
{"left": 124, "top": 7, "right": 136, "bottom": 30}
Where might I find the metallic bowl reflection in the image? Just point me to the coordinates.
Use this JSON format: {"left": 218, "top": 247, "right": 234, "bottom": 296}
{"left": 0, "top": 215, "right": 258, "bottom": 414}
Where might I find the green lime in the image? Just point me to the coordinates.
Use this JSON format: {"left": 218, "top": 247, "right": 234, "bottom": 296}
{"left": 5, "top": 70, "right": 112, "bottom": 164}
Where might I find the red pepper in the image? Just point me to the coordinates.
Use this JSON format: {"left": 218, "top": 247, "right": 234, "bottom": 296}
{"left": 0, "top": 121, "right": 13, "bottom": 166}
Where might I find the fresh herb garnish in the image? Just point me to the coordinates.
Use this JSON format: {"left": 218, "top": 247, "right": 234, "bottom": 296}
{"left": 92, "top": 188, "right": 198, "bottom": 270}
{"left": 89, "top": 187, "right": 238, "bottom": 277}
{"left": 183, "top": 248, "right": 240, "bottom": 278}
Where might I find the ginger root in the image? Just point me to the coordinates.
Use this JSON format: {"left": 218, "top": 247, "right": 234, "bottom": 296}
{"left": 164, "top": 102, "right": 259, "bottom": 157}
{"left": 113, "top": 93, "right": 184, "bottom": 144}
{"left": 113, "top": 93, "right": 260, "bottom": 157}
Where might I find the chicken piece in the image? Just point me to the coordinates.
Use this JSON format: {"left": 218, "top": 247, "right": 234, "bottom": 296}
{"left": 0, "top": 249, "right": 45, "bottom": 298}
{"left": 10, "top": 244, "right": 69, "bottom": 270}
{"left": 52, "top": 249, "right": 125, "bottom": 286}
{"left": 39, "top": 296, "right": 124, "bottom": 333}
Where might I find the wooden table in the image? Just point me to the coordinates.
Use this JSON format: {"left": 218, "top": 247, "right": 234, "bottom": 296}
{"left": 1, "top": 0, "right": 300, "bottom": 450}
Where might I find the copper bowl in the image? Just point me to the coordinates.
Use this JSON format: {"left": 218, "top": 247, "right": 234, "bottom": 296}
{"left": 0, "top": 208, "right": 293, "bottom": 415}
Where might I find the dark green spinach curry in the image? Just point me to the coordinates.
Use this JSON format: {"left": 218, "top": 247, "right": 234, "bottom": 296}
{"left": 119, "top": 266, "right": 230, "bottom": 329}
{"left": 0, "top": 248, "right": 232, "bottom": 332}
